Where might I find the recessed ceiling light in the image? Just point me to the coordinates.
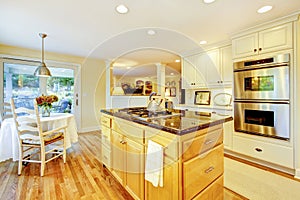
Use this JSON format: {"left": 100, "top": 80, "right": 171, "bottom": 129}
{"left": 170, "top": 73, "right": 174, "bottom": 76}
{"left": 199, "top": 40, "right": 207, "bottom": 45}
{"left": 115, "top": 4, "right": 129, "bottom": 14}
{"left": 175, "top": 59, "right": 180, "bottom": 63}
{"left": 257, "top": 5, "right": 273, "bottom": 14}
{"left": 203, "top": 0, "right": 216, "bottom": 4}
{"left": 147, "top": 29, "right": 156, "bottom": 35}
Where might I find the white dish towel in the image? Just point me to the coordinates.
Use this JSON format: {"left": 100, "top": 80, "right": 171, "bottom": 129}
{"left": 145, "top": 140, "right": 164, "bottom": 187}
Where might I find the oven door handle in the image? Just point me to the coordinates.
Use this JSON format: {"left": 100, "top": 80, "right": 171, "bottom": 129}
{"left": 234, "top": 100, "right": 289, "bottom": 104}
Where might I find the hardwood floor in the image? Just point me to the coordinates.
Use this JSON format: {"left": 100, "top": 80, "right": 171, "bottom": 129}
{"left": 0, "top": 131, "right": 246, "bottom": 200}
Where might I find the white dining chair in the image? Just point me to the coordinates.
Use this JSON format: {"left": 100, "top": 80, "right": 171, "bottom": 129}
{"left": 0, "top": 102, "right": 13, "bottom": 126}
{"left": 11, "top": 98, "right": 67, "bottom": 176}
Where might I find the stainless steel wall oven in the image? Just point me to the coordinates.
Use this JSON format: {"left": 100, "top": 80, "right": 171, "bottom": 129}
{"left": 233, "top": 53, "right": 290, "bottom": 140}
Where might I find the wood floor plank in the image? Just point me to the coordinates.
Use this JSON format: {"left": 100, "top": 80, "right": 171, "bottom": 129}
{"left": 0, "top": 130, "right": 245, "bottom": 200}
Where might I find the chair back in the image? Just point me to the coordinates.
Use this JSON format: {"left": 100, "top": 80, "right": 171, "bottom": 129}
{"left": 0, "top": 102, "right": 13, "bottom": 123}
{"left": 33, "top": 99, "right": 44, "bottom": 135}
{"left": 11, "top": 98, "right": 38, "bottom": 137}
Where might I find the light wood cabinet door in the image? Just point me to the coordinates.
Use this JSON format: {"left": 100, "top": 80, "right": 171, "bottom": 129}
{"left": 183, "top": 144, "right": 223, "bottom": 200}
{"left": 124, "top": 138, "right": 145, "bottom": 200}
{"left": 182, "top": 128, "right": 223, "bottom": 162}
{"left": 258, "top": 23, "right": 293, "bottom": 54}
{"left": 111, "top": 130, "right": 125, "bottom": 184}
{"left": 193, "top": 175, "right": 224, "bottom": 200}
{"left": 145, "top": 157, "right": 179, "bottom": 200}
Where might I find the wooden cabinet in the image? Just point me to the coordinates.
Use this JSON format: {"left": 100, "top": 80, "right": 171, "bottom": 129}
{"left": 124, "top": 137, "right": 145, "bottom": 200}
{"left": 183, "top": 145, "right": 223, "bottom": 200}
{"left": 145, "top": 157, "right": 179, "bottom": 200}
{"left": 111, "top": 130, "right": 125, "bottom": 184}
{"left": 182, "top": 46, "right": 232, "bottom": 89}
{"left": 100, "top": 114, "right": 112, "bottom": 169}
{"left": 182, "top": 128, "right": 223, "bottom": 162}
{"left": 102, "top": 114, "right": 225, "bottom": 200}
{"left": 111, "top": 118, "right": 145, "bottom": 200}
{"left": 193, "top": 175, "right": 224, "bottom": 200}
{"left": 232, "top": 22, "right": 293, "bottom": 59}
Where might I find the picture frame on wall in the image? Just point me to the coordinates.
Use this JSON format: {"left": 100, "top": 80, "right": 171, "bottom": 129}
{"left": 194, "top": 91, "right": 211, "bottom": 105}
{"left": 170, "top": 87, "right": 176, "bottom": 97}
{"left": 165, "top": 87, "right": 171, "bottom": 97}
{"left": 165, "top": 87, "right": 176, "bottom": 97}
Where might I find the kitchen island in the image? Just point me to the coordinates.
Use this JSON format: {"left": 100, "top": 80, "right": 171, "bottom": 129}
{"left": 100, "top": 107, "right": 232, "bottom": 200}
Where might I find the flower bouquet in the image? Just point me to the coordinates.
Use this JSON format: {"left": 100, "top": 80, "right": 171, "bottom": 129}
{"left": 36, "top": 94, "right": 58, "bottom": 117}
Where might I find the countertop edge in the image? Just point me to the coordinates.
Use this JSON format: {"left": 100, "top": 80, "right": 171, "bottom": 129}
{"left": 100, "top": 109, "right": 233, "bottom": 135}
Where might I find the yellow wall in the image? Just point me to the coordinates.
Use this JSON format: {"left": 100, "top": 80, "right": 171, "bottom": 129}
{"left": 0, "top": 44, "right": 107, "bottom": 132}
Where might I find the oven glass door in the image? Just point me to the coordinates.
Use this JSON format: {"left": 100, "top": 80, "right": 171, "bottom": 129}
{"left": 234, "top": 66, "right": 289, "bottom": 100}
{"left": 234, "top": 101, "right": 289, "bottom": 140}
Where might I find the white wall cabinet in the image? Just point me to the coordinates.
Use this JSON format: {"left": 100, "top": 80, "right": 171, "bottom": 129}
{"left": 219, "top": 45, "right": 233, "bottom": 85}
{"left": 232, "top": 22, "right": 293, "bottom": 59}
{"left": 182, "top": 45, "right": 232, "bottom": 89}
{"left": 181, "top": 54, "right": 206, "bottom": 89}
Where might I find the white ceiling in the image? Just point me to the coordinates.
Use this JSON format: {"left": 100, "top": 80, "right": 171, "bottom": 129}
{"left": 1, "top": 0, "right": 300, "bottom": 75}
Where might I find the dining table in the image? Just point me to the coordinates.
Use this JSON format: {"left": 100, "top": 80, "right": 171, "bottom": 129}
{"left": 0, "top": 113, "right": 78, "bottom": 162}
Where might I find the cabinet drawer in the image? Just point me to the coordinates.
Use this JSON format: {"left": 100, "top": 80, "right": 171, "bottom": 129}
{"left": 233, "top": 135, "right": 293, "bottom": 168}
{"left": 102, "top": 145, "right": 111, "bottom": 168}
{"left": 193, "top": 175, "right": 223, "bottom": 200}
{"left": 101, "top": 125, "right": 111, "bottom": 148}
{"left": 101, "top": 115, "right": 111, "bottom": 128}
{"left": 182, "top": 128, "right": 223, "bottom": 161}
{"left": 183, "top": 144, "right": 223, "bottom": 200}
{"left": 112, "top": 118, "right": 144, "bottom": 143}
{"left": 146, "top": 134, "right": 178, "bottom": 160}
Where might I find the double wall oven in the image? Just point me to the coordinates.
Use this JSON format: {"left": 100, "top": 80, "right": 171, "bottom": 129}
{"left": 234, "top": 53, "right": 290, "bottom": 140}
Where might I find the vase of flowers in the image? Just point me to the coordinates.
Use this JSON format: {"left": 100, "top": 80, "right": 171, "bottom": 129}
{"left": 36, "top": 94, "right": 58, "bottom": 117}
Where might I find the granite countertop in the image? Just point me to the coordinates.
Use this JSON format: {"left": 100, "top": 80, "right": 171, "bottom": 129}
{"left": 101, "top": 107, "right": 233, "bottom": 135}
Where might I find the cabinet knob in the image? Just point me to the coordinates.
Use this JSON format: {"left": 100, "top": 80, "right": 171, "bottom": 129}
{"left": 120, "top": 140, "right": 126, "bottom": 144}
{"left": 254, "top": 49, "right": 257, "bottom": 52}
{"left": 259, "top": 48, "right": 262, "bottom": 51}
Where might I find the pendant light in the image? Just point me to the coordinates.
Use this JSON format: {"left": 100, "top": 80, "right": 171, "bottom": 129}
{"left": 34, "top": 33, "right": 52, "bottom": 77}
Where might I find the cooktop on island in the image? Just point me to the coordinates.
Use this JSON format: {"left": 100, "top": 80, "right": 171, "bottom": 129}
{"left": 118, "top": 107, "right": 182, "bottom": 120}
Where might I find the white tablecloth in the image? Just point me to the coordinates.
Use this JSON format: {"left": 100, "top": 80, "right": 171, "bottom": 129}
{"left": 0, "top": 113, "right": 78, "bottom": 162}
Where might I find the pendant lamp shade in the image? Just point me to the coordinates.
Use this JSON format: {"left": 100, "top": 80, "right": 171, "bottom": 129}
{"left": 34, "top": 33, "right": 52, "bottom": 77}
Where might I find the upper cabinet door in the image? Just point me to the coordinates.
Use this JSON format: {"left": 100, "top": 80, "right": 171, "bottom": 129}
{"left": 232, "top": 22, "right": 293, "bottom": 59}
{"left": 232, "top": 33, "right": 258, "bottom": 59}
{"left": 258, "top": 23, "right": 293, "bottom": 54}
{"left": 205, "top": 49, "right": 221, "bottom": 86}
{"left": 182, "top": 56, "right": 197, "bottom": 89}
{"left": 220, "top": 45, "right": 233, "bottom": 85}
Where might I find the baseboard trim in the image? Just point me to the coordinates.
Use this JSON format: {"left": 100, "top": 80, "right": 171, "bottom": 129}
{"left": 78, "top": 126, "right": 100, "bottom": 133}
{"left": 295, "top": 169, "right": 300, "bottom": 180}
